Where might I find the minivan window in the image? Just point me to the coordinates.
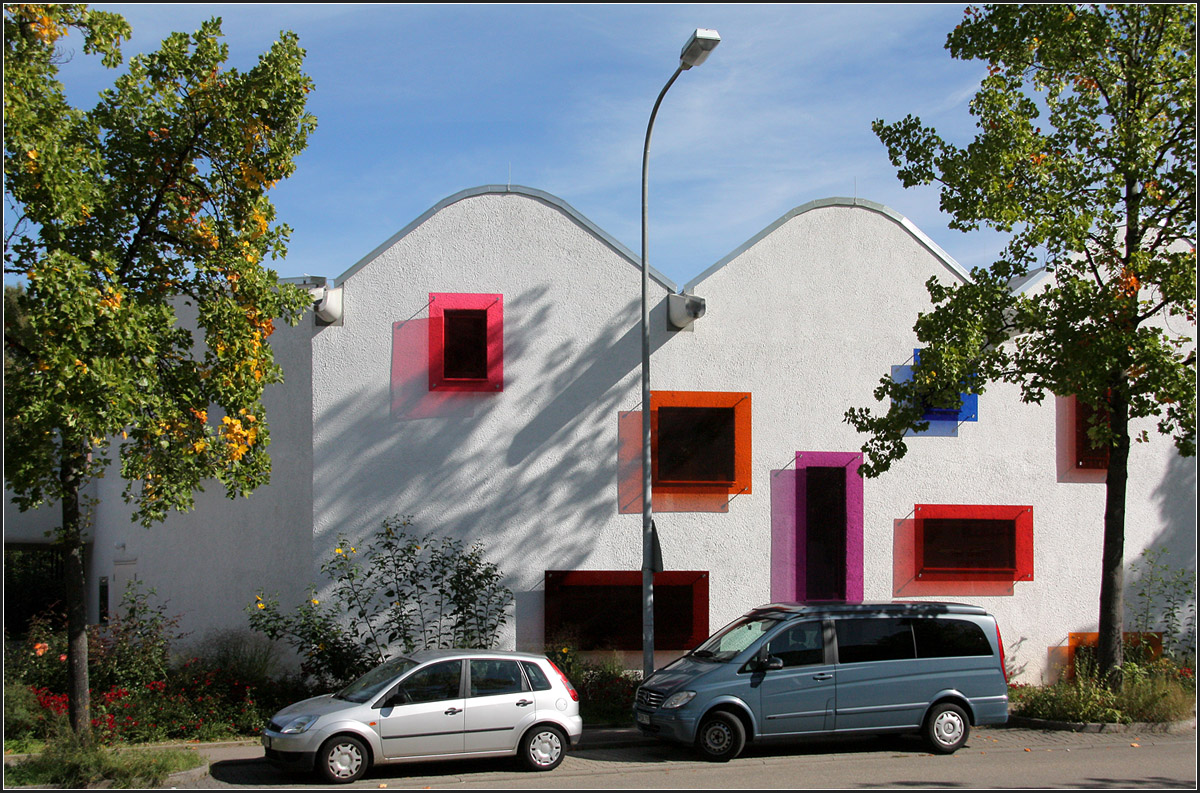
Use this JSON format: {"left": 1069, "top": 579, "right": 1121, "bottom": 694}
{"left": 693, "top": 614, "right": 783, "bottom": 661}
{"left": 835, "top": 618, "right": 916, "bottom": 663}
{"left": 913, "top": 618, "right": 993, "bottom": 658}
{"left": 766, "top": 620, "right": 824, "bottom": 667}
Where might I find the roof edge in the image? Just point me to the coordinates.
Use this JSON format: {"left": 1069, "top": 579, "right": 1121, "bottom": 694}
{"left": 682, "top": 197, "right": 970, "bottom": 293}
{"left": 335, "top": 185, "right": 677, "bottom": 293}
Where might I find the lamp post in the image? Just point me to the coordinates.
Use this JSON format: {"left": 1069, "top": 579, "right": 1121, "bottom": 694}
{"left": 641, "top": 28, "right": 720, "bottom": 680}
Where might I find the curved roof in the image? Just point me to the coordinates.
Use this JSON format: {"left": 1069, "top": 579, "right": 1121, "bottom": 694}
{"left": 335, "top": 184, "right": 677, "bottom": 293}
{"left": 683, "top": 196, "right": 970, "bottom": 293}
{"left": 334, "top": 187, "right": 979, "bottom": 297}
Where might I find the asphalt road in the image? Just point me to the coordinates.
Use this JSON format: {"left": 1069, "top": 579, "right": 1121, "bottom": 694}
{"left": 169, "top": 724, "right": 1196, "bottom": 789}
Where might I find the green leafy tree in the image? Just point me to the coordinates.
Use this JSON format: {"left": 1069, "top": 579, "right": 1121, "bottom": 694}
{"left": 4, "top": 4, "right": 316, "bottom": 740}
{"left": 845, "top": 4, "right": 1195, "bottom": 682}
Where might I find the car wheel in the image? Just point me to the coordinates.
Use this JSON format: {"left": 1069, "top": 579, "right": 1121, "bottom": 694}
{"left": 923, "top": 702, "right": 970, "bottom": 754}
{"left": 520, "top": 725, "right": 566, "bottom": 771}
{"left": 318, "top": 735, "right": 369, "bottom": 784}
{"left": 695, "top": 711, "right": 745, "bottom": 762}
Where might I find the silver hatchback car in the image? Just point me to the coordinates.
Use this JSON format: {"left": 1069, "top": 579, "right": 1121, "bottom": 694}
{"left": 262, "top": 649, "right": 582, "bottom": 783}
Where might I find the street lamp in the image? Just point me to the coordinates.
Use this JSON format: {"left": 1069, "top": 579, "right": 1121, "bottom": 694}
{"left": 640, "top": 28, "right": 720, "bottom": 680}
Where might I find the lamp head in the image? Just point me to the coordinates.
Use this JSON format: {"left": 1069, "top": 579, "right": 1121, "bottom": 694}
{"left": 680, "top": 28, "right": 720, "bottom": 70}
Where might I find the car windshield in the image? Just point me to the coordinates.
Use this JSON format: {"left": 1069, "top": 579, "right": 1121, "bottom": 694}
{"left": 335, "top": 656, "right": 417, "bottom": 703}
{"left": 690, "top": 613, "right": 783, "bottom": 661}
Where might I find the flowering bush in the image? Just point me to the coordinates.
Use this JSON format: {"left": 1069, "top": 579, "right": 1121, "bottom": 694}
{"left": 248, "top": 515, "right": 514, "bottom": 688}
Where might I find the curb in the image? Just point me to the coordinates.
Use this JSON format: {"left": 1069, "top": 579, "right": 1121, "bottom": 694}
{"left": 1005, "top": 715, "right": 1196, "bottom": 734}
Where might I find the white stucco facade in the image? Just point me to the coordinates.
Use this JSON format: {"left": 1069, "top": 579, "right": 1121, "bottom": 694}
{"left": 5, "top": 185, "right": 1195, "bottom": 682}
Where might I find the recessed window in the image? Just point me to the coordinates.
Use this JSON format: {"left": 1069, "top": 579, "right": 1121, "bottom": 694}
{"left": 443, "top": 310, "right": 488, "bottom": 380}
{"left": 920, "top": 518, "right": 1017, "bottom": 573}
{"left": 650, "top": 391, "right": 751, "bottom": 496}
{"left": 428, "top": 293, "right": 503, "bottom": 392}
{"left": 543, "top": 570, "right": 709, "bottom": 651}
{"left": 657, "top": 407, "right": 736, "bottom": 484}
{"left": 1074, "top": 396, "right": 1109, "bottom": 470}
{"left": 913, "top": 504, "right": 1033, "bottom": 583}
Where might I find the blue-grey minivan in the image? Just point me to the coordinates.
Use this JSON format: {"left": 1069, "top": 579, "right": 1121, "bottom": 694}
{"left": 634, "top": 601, "right": 1009, "bottom": 761}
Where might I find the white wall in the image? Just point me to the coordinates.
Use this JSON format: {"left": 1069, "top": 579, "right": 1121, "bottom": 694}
{"left": 311, "top": 187, "right": 1194, "bottom": 681}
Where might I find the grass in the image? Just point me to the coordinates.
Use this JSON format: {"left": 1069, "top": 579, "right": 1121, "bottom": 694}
{"left": 3, "top": 733, "right": 205, "bottom": 789}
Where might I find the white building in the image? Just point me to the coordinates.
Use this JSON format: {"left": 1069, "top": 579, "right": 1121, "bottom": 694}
{"left": 5, "top": 185, "right": 1195, "bottom": 682}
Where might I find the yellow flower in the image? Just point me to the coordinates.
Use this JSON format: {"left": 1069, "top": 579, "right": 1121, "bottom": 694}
{"left": 335, "top": 548, "right": 343, "bottom": 555}
{"left": 256, "top": 602, "right": 265, "bottom": 610}
{"left": 311, "top": 598, "right": 320, "bottom": 606}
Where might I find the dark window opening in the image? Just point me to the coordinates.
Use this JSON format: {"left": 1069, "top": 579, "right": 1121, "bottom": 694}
{"left": 835, "top": 618, "right": 916, "bottom": 664}
{"left": 4, "top": 546, "right": 70, "bottom": 638}
{"left": 544, "top": 571, "right": 708, "bottom": 651}
{"left": 657, "top": 406, "right": 736, "bottom": 484}
{"left": 805, "top": 466, "right": 847, "bottom": 601}
{"left": 1075, "top": 397, "right": 1110, "bottom": 469}
{"left": 912, "top": 618, "right": 993, "bottom": 658}
{"left": 921, "top": 518, "right": 1017, "bottom": 572}
{"left": 443, "top": 309, "right": 488, "bottom": 380}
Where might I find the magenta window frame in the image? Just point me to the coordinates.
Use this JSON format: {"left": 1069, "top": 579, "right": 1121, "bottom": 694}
{"left": 428, "top": 292, "right": 503, "bottom": 392}
{"left": 771, "top": 451, "right": 864, "bottom": 603}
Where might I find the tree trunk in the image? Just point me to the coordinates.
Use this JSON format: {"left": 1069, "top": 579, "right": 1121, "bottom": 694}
{"left": 59, "top": 437, "right": 92, "bottom": 744}
{"left": 1097, "top": 388, "right": 1131, "bottom": 684}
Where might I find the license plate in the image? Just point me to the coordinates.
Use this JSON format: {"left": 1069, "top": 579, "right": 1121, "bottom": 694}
{"left": 637, "top": 712, "right": 651, "bottom": 725}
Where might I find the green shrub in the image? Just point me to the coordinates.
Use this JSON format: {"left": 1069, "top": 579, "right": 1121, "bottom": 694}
{"left": 248, "top": 515, "right": 514, "bottom": 688}
{"left": 1127, "top": 547, "right": 1197, "bottom": 663}
{"left": 1014, "top": 651, "right": 1195, "bottom": 724}
{"left": 545, "top": 637, "right": 640, "bottom": 726}
{"left": 187, "top": 627, "right": 282, "bottom": 688}
{"left": 3, "top": 681, "right": 57, "bottom": 744}
{"left": 4, "top": 581, "right": 183, "bottom": 695}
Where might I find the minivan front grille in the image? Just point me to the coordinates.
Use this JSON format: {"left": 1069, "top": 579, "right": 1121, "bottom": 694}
{"left": 636, "top": 687, "right": 664, "bottom": 709}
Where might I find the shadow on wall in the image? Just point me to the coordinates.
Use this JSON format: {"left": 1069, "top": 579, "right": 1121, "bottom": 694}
{"left": 312, "top": 287, "right": 681, "bottom": 650}
{"left": 1122, "top": 452, "right": 1198, "bottom": 631}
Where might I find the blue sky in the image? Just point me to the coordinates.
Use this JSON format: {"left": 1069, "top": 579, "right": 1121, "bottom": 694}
{"left": 46, "top": 3, "right": 1013, "bottom": 290}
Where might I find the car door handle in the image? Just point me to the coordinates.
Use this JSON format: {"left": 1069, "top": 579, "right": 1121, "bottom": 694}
{"left": 516, "top": 699, "right": 533, "bottom": 707}
{"left": 811, "top": 673, "right": 834, "bottom": 681}
{"left": 444, "top": 707, "right": 463, "bottom": 715}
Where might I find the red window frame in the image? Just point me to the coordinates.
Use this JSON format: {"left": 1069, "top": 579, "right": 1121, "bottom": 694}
{"left": 914, "top": 504, "right": 1033, "bottom": 582}
{"left": 428, "top": 293, "right": 503, "bottom": 392}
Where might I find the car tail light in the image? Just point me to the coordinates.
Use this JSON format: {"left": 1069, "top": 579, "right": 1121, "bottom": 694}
{"left": 996, "top": 622, "right": 1008, "bottom": 684}
{"left": 548, "top": 659, "right": 579, "bottom": 702}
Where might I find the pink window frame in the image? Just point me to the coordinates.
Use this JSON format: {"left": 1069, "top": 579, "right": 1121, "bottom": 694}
{"left": 428, "top": 292, "right": 503, "bottom": 392}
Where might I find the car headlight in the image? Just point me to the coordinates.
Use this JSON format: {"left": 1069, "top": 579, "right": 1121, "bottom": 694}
{"left": 661, "top": 691, "right": 696, "bottom": 709}
{"left": 280, "top": 714, "right": 320, "bottom": 734}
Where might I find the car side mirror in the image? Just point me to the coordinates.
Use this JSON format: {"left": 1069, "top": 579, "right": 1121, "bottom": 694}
{"left": 754, "top": 646, "right": 783, "bottom": 671}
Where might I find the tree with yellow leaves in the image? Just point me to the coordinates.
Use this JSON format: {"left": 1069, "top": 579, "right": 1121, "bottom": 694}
{"left": 3, "top": 4, "right": 316, "bottom": 740}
